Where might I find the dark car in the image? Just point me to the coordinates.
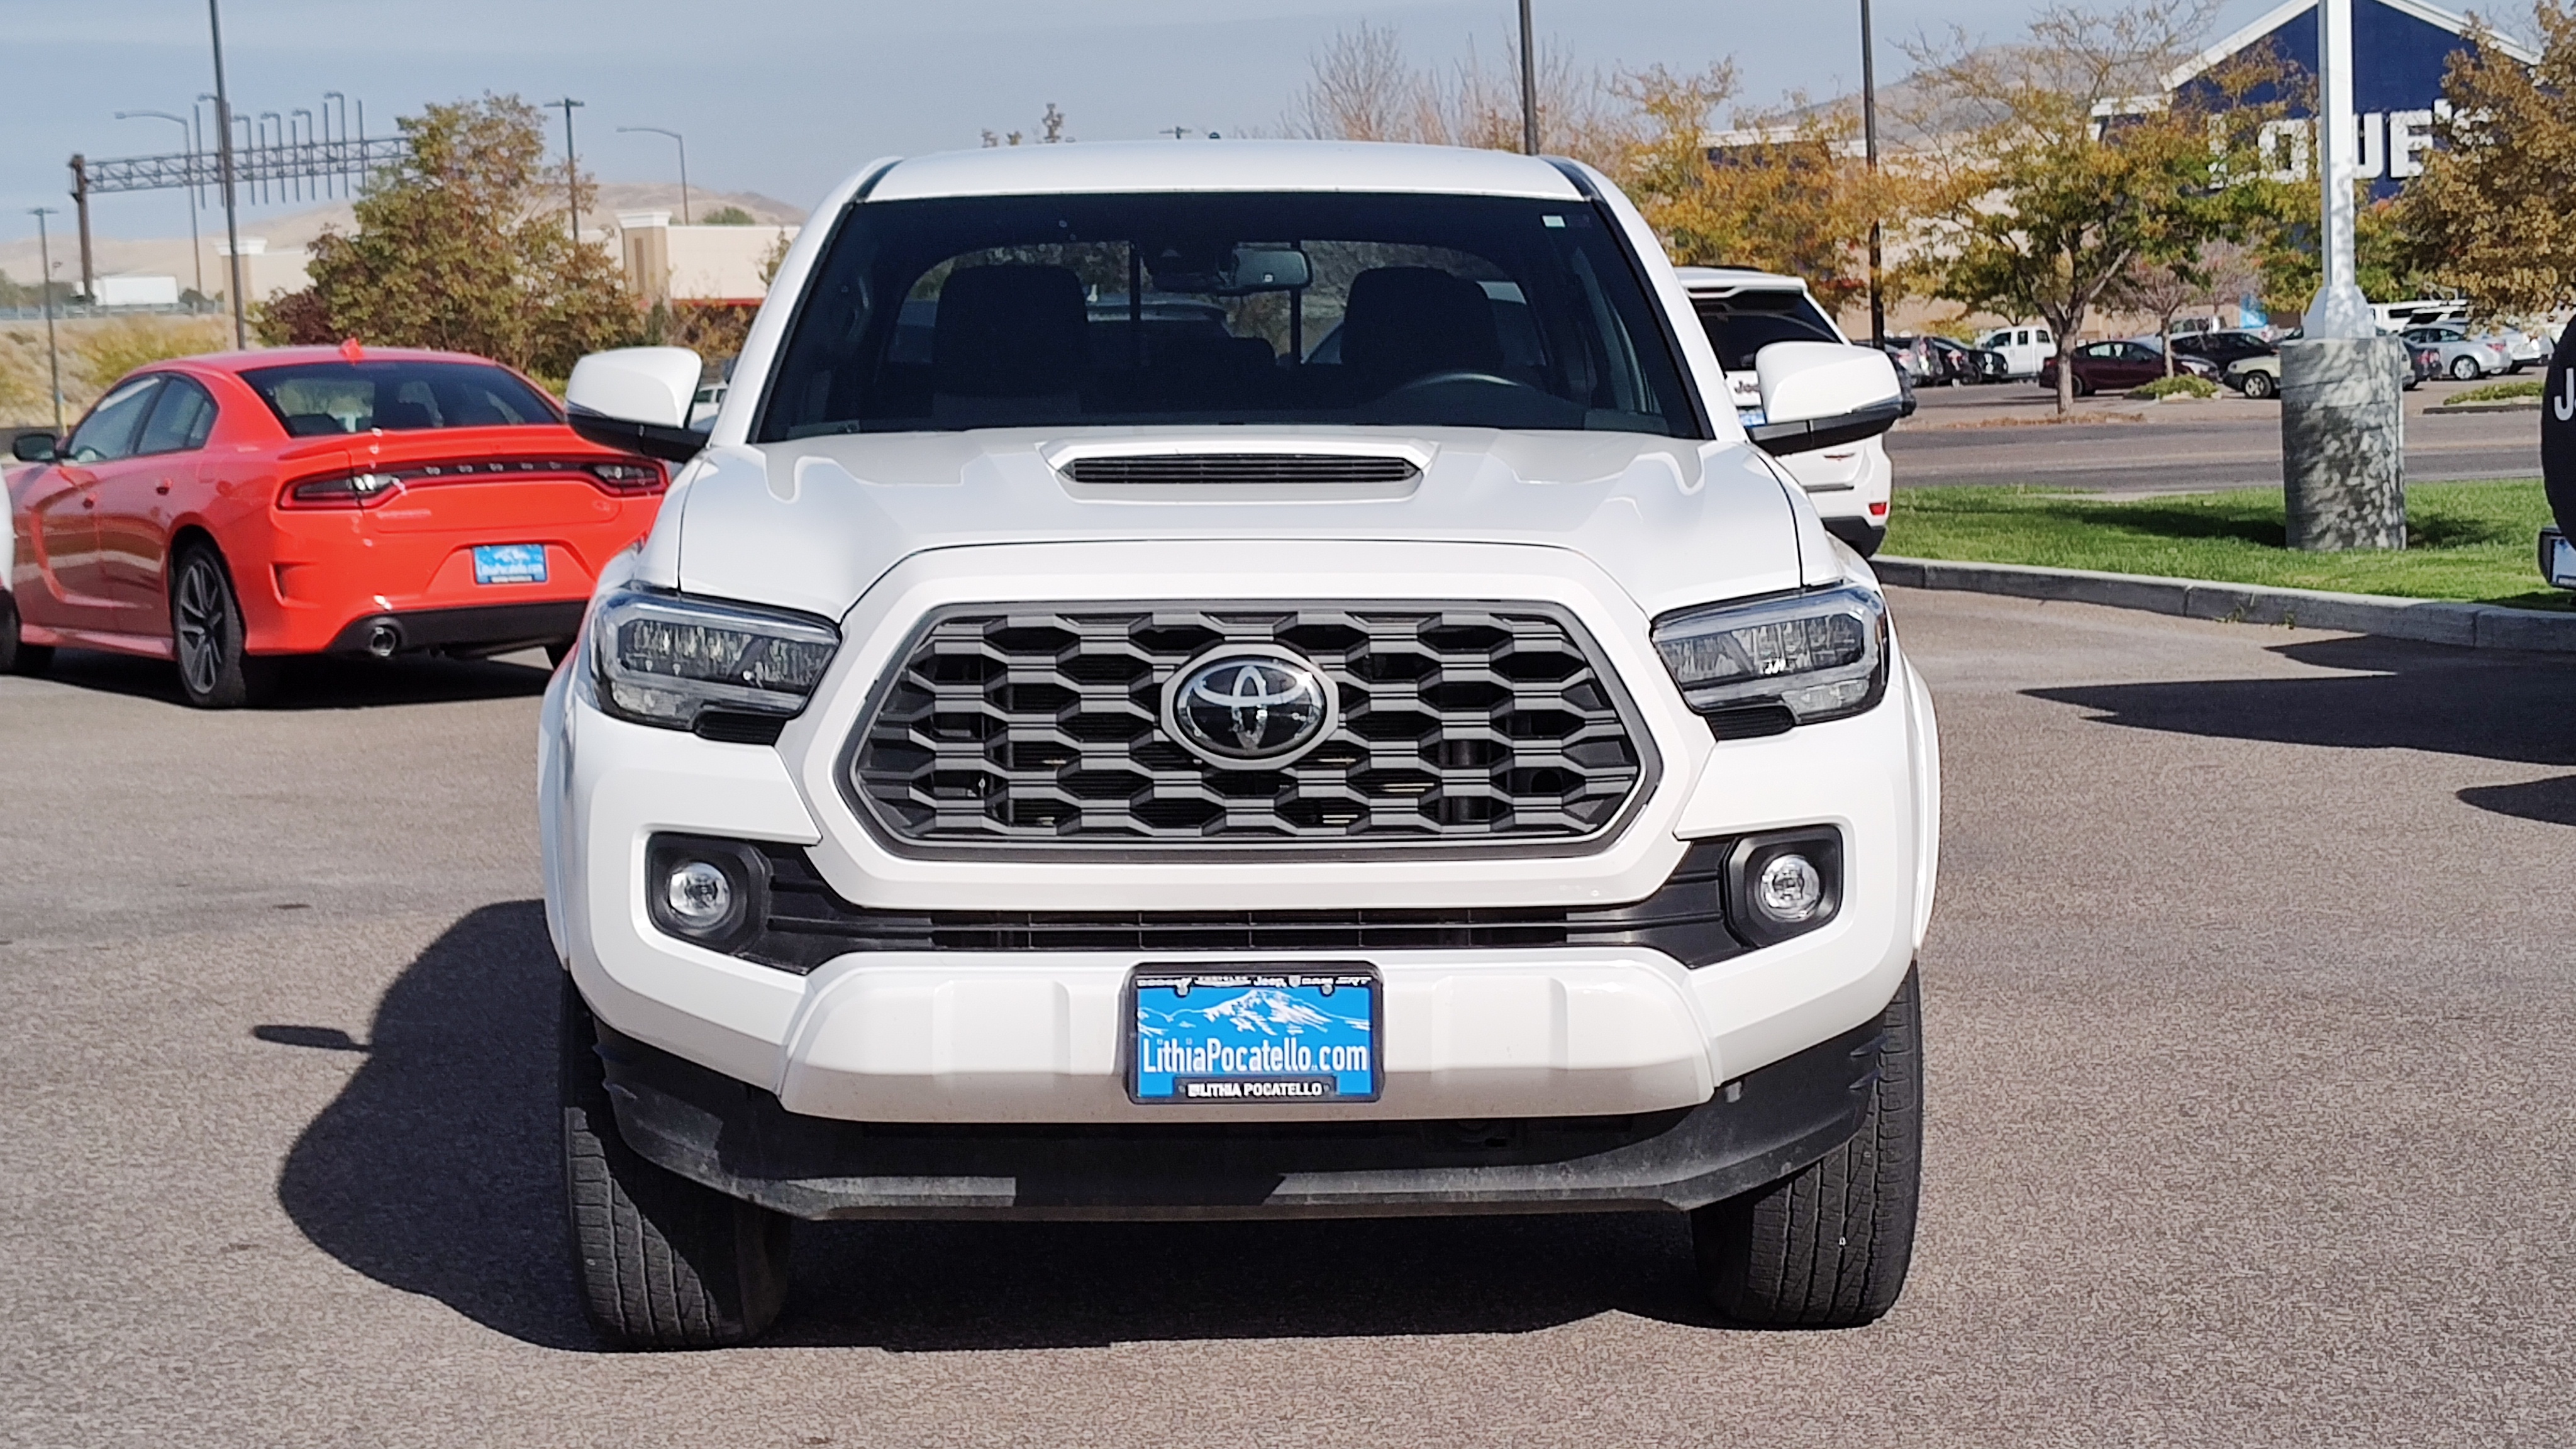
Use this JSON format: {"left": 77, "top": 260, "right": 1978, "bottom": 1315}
{"left": 2038, "top": 339, "right": 2218, "bottom": 396}
{"left": 2170, "top": 330, "right": 2276, "bottom": 372}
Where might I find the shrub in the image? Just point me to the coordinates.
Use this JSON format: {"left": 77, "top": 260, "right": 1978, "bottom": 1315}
{"left": 2448, "top": 379, "right": 2543, "bottom": 404}
{"left": 2130, "top": 374, "right": 2219, "bottom": 399}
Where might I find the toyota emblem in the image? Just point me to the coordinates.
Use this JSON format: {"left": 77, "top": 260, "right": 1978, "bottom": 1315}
{"left": 1167, "top": 652, "right": 1333, "bottom": 763}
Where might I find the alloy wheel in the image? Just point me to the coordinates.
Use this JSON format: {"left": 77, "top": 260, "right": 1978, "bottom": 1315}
{"left": 174, "top": 555, "right": 228, "bottom": 699}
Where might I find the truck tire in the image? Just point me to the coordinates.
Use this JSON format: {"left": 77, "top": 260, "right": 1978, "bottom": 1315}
{"left": 1691, "top": 965, "right": 1922, "bottom": 1328}
{"left": 0, "top": 591, "right": 52, "bottom": 675}
{"left": 560, "top": 977, "right": 791, "bottom": 1349}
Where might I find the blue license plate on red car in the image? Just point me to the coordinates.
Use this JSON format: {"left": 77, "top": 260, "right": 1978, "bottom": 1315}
{"left": 472, "top": 543, "right": 548, "bottom": 586}
{"left": 1129, "top": 967, "right": 1380, "bottom": 1104}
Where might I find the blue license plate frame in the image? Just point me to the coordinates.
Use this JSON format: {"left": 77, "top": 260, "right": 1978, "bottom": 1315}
{"left": 1128, "top": 965, "right": 1381, "bottom": 1104}
{"left": 472, "top": 543, "right": 548, "bottom": 586}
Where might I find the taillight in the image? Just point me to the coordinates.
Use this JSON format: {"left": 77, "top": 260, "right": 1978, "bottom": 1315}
{"left": 283, "top": 471, "right": 404, "bottom": 509}
{"left": 587, "top": 460, "right": 666, "bottom": 496}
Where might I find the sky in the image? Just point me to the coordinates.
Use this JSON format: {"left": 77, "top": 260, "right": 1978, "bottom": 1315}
{"left": 5, "top": 0, "right": 2297, "bottom": 249}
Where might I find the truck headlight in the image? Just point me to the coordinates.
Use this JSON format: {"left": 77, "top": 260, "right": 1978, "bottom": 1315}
{"left": 591, "top": 587, "right": 839, "bottom": 732}
{"left": 1650, "top": 584, "right": 1888, "bottom": 726}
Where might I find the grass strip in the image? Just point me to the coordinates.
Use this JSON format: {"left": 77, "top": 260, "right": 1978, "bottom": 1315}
{"left": 1885, "top": 480, "right": 2570, "bottom": 611}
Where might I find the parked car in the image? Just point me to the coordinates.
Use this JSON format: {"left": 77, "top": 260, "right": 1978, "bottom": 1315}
{"left": 2402, "top": 325, "right": 2512, "bottom": 380}
{"left": 1977, "top": 323, "right": 2057, "bottom": 379}
{"left": 1679, "top": 265, "right": 1898, "bottom": 554}
{"left": 2224, "top": 334, "right": 2429, "bottom": 397}
{"left": 545, "top": 140, "right": 1939, "bottom": 1348}
{"left": 2038, "top": 339, "right": 2218, "bottom": 396}
{"left": 1, "top": 345, "right": 667, "bottom": 703}
{"left": 2168, "top": 329, "right": 2276, "bottom": 375}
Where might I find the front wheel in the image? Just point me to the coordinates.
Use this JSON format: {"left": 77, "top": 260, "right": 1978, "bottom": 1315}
{"left": 562, "top": 978, "right": 792, "bottom": 1350}
{"left": 0, "top": 590, "right": 52, "bottom": 675}
{"left": 170, "top": 545, "right": 276, "bottom": 709}
{"left": 1692, "top": 965, "right": 1923, "bottom": 1328}
{"left": 2240, "top": 370, "right": 2277, "bottom": 400}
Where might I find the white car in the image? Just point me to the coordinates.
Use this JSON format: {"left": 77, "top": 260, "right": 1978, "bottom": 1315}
{"left": 543, "top": 141, "right": 1940, "bottom": 1348}
{"left": 1677, "top": 267, "right": 1895, "bottom": 556}
{"left": 1977, "top": 323, "right": 2057, "bottom": 379}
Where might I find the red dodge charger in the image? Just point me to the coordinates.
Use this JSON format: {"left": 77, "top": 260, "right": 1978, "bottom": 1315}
{"left": 3, "top": 344, "right": 667, "bottom": 706}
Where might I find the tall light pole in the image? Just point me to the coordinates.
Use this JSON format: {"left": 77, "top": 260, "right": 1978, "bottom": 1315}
{"left": 1860, "top": 0, "right": 1885, "bottom": 347}
{"left": 207, "top": 1, "right": 247, "bottom": 348}
{"left": 323, "top": 91, "right": 346, "bottom": 195}
{"left": 553, "top": 97, "right": 587, "bottom": 247}
{"left": 30, "top": 209, "right": 64, "bottom": 433}
{"left": 1517, "top": 0, "right": 1540, "bottom": 155}
{"left": 619, "top": 125, "right": 689, "bottom": 225}
{"left": 116, "top": 110, "right": 205, "bottom": 303}
{"left": 292, "top": 108, "right": 315, "bottom": 203}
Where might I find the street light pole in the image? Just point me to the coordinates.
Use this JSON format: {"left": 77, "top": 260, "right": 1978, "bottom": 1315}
{"left": 618, "top": 126, "right": 689, "bottom": 225}
{"left": 1860, "top": 0, "right": 1885, "bottom": 347}
{"left": 207, "top": 0, "right": 247, "bottom": 348}
{"left": 30, "top": 209, "right": 64, "bottom": 434}
{"left": 116, "top": 110, "right": 205, "bottom": 303}
{"left": 1517, "top": 0, "right": 1540, "bottom": 155}
{"left": 553, "top": 98, "right": 587, "bottom": 248}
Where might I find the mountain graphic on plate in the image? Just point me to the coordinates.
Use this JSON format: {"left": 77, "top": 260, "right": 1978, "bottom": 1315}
{"left": 1137, "top": 987, "right": 1370, "bottom": 1038}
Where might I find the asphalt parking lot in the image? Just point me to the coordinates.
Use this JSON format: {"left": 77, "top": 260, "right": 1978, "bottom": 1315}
{"left": 5, "top": 590, "right": 2573, "bottom": 1446}
{"left": 1890, "top": 377, "right": 2543, "bottom": 493}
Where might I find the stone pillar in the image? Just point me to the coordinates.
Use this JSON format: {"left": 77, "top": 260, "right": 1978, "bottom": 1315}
{"left": 2280, "top": 335, "right": 2407, "bottom": 550}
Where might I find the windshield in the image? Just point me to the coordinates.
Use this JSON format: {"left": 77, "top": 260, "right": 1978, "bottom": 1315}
{"left": 240, "top": 360, "right": 560, "bottom": 436}
{"left": 1690, "top": 290, "right": 1842, "bottom": 372}
{"left": 757, "top": 191, "right": 1700, "bottom": 440}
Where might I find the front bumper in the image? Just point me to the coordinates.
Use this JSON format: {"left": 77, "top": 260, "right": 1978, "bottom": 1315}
{"left": 541, "top": 540, "right": 1940, "bottom": 1128}
{"left": 589, "top": 1004, "right": 1887, "bottom": 1220}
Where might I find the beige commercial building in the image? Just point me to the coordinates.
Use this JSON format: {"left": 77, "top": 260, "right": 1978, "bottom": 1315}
{"left": 616, "top": 213, "right": 799, "bottom": 306}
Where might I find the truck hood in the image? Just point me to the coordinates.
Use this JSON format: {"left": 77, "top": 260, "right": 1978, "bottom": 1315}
{"left": 643, "top": 427, "right": 1821, "bottom": 624}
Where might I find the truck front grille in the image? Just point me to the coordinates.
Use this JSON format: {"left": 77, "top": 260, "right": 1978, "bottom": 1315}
{"left": 846, "top": 603, "right": 1651, "bottom": 852}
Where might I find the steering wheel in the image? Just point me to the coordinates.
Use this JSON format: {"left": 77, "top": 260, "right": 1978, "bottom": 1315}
{"left": 1383, "top": 369, "right": 1528, "bottom": 394}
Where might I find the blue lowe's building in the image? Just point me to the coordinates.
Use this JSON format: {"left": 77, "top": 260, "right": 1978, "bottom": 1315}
{"left": 2168, "top": 0, "right": 2537, "bottom": 198}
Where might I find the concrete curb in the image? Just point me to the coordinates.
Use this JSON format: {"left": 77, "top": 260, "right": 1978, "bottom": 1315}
{"left": 1873, "top": 556, "right": 2576, "bottom": 653}
{"left": 2423, "top": 399, "right": 2541, "bottom": 414}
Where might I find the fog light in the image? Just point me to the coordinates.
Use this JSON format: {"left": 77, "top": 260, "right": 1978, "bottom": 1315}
{"left": 663, "top": 859, "right": 734, "bottom": 930}
{"left": 1755, "top": 853, "right": 1824, "bottom": 923}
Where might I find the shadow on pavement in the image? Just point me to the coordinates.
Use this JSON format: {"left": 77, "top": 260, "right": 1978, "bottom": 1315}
{"left": 2456, "top": 775, "right": 2576, "bottom": 827}
{"left": 37, "top": 647, "right": 551, "bottom": 711}
{"left": 279, "top": 902, "right": 1723, "bottom": 1353}
{"left": 2026, "top": 634, "right": 2576, "bottom": 773}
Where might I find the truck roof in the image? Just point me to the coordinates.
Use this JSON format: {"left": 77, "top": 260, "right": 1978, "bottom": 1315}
{"left": 862, "top": 140, "right": 1590, "bottom": 203}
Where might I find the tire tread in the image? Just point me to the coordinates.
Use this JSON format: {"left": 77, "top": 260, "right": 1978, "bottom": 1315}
{"left": 1694, "top": 965, "right": 1923, "bottom": 1328}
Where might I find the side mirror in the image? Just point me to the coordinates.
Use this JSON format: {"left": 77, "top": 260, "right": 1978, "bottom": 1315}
{"left": 11, "top": 432, "right": 60, "bottom": 464}
{"left": 1745, "top": 341, "right": 1909, "bottom": 456}
{"left": 564, "top": 347, "right": 706, "bottom": 464}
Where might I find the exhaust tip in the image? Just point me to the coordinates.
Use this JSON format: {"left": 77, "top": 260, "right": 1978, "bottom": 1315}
{"left": 365, "top": 623, "right": 401, "bottom": 658}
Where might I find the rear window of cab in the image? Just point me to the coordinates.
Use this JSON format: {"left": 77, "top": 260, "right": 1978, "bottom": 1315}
{"left": 239, "top": 360, "right": 560, "bottom": 436}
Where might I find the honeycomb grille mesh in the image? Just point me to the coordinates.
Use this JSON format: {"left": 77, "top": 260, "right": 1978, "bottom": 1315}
{"left": 848, "top": 604, "right": 1647, "bottom": 848}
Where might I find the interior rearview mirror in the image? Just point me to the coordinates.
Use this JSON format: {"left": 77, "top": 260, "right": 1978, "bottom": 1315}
{"left": 1746, "top": 341, "right": 1908, "bottom": 457}
{"left": 11, "top": 432, "right": 60, "bottom": 464}
{"left": 1219, "top": 247, "right": 1311, "bottom": 292}
{"left": 564, "top": 347, "right": 707, "bottom": 464}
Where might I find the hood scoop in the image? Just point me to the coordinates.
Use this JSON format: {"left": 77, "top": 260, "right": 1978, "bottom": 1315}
{"left": 1061, "top": 452, "right": 1420, "bottom": 487}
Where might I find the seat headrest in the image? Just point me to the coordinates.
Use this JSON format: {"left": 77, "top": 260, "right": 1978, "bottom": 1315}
{"left": 932, "top": 264, "right": 1090, "bottom": 399}
{"left": 1338, "top": 267, "right": 1505, "bottom": 390}
{"left": 374, "top": 397, "right": 436, "bottom": 431}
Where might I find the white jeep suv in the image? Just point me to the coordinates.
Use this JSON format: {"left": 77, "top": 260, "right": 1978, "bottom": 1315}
{"left": 544, "top": 141, "right": 1940, "bottom": 1348}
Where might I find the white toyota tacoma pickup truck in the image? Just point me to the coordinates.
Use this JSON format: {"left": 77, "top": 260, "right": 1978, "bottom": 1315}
{"left": 543, "top": 140, "right": 1940, "bottom": 1348}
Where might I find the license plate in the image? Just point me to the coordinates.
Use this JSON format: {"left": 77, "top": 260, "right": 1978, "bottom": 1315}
{"left": 1130, "top": 967, "right": 1380, "bottom": 1104}
{"left": 472, "top": 543, "right": 548, "bottom": 586}
{"left": 2551, "top": 533, "right": 2576, "bottom": 589}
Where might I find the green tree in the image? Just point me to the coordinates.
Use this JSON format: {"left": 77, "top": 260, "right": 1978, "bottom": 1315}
{"left": 2396, "top": 3, "right": 2576, "bottom": 317}
{"left": 699, "top": 205, "right": 757, "bottom": 226}
{"left": 2253, "top": 194, "right": 2433, "bottom": 314}
{"left": 1907, "top": 1, "right": 2299, "bottom": 411}
{"left": 255, "top": 94, "right": 635, "bottom": 384}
